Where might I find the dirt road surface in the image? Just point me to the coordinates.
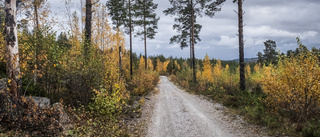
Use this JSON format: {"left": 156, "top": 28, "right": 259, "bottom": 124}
{"left": 145, "top": 76, "right": 267, "bottom": 137}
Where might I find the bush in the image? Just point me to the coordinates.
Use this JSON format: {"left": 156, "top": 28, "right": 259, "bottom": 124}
{"left": 89, "top": 83, "right": 127, "bottom": 121}
{"left": 261, "top": 48, "right": 320, "bottom": 122}
{"left": 129, "top": 70, "right": 159, "bottom": 96}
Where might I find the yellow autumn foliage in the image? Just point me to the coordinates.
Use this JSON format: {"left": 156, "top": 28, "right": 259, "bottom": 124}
{"left": 201, "top": 54, "right": 213, "bottom": 84}
{"left": 163, "top": 60, "right": 170, "bottom": 72}
{"left": 213, "top": 59, "right": 223, "bottom": 80}
{"left": 147, "top": 59, "right": 154, "bottom": 70}
{"left": 174, "top": 60, "right": 180, "bottom": 71}
{"left": 156, "top": 58, "right": 162, "bottom": 72}
{"left": 139, "top": 56, "right": 146, "bottom": 70}
{"left": 261, "top": 50, "right": 320, "bottom": 117}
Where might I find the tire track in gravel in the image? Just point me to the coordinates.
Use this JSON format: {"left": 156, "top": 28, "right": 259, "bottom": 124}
{"left": 146, "top": 76, "right": 268, "bottom": 137}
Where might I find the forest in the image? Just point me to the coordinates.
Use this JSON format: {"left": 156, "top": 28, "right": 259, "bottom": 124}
{"left": 0, "top": 0, "right": 320, "bottom": 136}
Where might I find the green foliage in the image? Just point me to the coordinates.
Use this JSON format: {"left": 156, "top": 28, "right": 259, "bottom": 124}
{"left": 302, "top": 119, "right": 320, "bottom": 137}
{"left": 163, "top": 0, "right": 200, "bottom": 49}
{"left": 89, "top": 83, "right": 126, "bottom": 121}
{"left": 0, "top": 62, "right": 5, "bottom": 78}
{"left": 133, "top": 0, "right": 159, "bottom": 39}
{"left": 106, "top": 0, "right": 129, "bottom": 29}
{"left": 163, "top": 0, "right": 226, "bottom": 49}
{"left": 257, "top": 39, "right": 279, "bottom": 65}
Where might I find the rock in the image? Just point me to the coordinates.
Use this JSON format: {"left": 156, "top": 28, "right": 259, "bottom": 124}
{"left": 26, "top": 97, "right": 50, "bottom": 108}
{"left": 53, "top": 102, "right": 63, "bottom": 110}
{"left": 213, "top": 103, "right": 225, "bottom": 110}
{"left": 53, "top": 102, "right": 73, "bottom": 135}
{"left": 53, "top": 102, "right": 69, "bottom": 124}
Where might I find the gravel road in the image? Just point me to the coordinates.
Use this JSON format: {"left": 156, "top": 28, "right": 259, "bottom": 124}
{"left": 146, "top": 76, "right": 267, "bottom": 137}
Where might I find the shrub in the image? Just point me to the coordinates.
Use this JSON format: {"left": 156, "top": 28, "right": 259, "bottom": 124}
{"left": 261, "top": 45, "right": 320, "bottom": 122}
{"left": 129, "top": 70, "right": 159, "bottom": 96}
{"left": 89, "top": 83, "right": 128, "bottom": 121}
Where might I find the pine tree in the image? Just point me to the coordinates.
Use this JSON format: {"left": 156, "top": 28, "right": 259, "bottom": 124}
{"left": 164, "top": 0, "right": 226, "bottom": 83}
{"left": 233, "top": 0, "right": 245, "bottom": 90}
{"left": 133, "top": 0, "right": 159, "bottom": 70}
{"left": 257, "top": 40, "right": 279, "bottom": 65}
{"left": 107, "top": 0, "right": 134, "bottom": 76}
{"left": 165, "top": 3, "right": 202, "bottom": 70}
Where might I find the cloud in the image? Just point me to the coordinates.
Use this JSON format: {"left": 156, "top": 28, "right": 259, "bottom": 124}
{"left": 210, "top": 35, "right": 238, "bottom": 48}
{"left": 300, "top": 31, "right": 318, "bottom": 40}
{"left": 246, "top": 26, "right": 298, "bottom": 38}
{"left": 46, "top": 0, "right": 320, "bottom": 60}
{"left": 166, "top": 44, "right": 180, "bottom": 49}
{"left": 156, "top": 44, "right": 161, "bottom": 49}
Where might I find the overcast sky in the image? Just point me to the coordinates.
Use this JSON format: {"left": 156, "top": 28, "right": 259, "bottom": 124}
{"left": 49, "top": 0, "right": 320, "bottom": 60}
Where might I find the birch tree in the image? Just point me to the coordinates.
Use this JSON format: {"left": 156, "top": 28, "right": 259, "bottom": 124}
{"left": 5, "top": 0, "right": 20, "bottom": 98}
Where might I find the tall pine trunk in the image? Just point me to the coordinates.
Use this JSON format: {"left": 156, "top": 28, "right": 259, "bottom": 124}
{"left": 33, "top": 0, "right": 40, "bottom": 85}
{"left": 190, "top": 28, "right": 193, "bottom": 69}
{"left": 119, "top": 45, "right": 122, "bottom": 80}
{"left": 191, "top": 0, "right": 196, "bottom": 83}
{"left": 116, "top": 29, "right": 122, "bottom": 77}
{"left": 129, "top": 0, "right": 133, "bottom": 76}
{"left": 238, "top": 0, "right": 245, "bottom": 90}
{"left": 85, "top": 0, "right": 92, "bottom": 60}
{"left": 80, "top": 0, "right": 84, "bottom": 32}
{"left": 5, "top": 0, "right": 20, "bottom": 98}
{"left": 144, "top": 13, "right": 147, "bottom": 70}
